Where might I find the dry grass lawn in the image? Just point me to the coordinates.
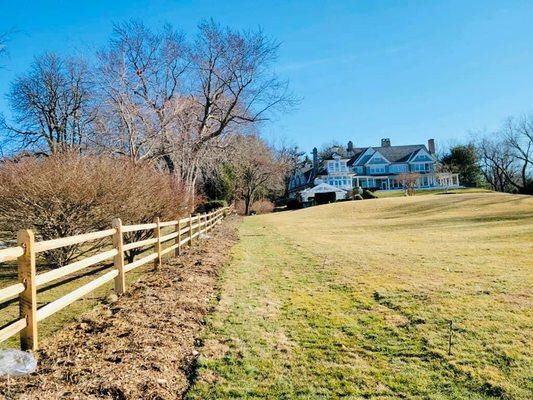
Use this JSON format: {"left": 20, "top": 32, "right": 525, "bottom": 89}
{"left": 188, "top": 192, "right": 533, "bottom": 399}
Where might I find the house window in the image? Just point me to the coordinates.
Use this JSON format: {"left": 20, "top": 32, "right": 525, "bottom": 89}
{"left": 412, "top": 163, "right": 431, "bottom": 172}
{"left": 370, "top": 166, "right": 386, "bottom": 174}
{"left": 390, "top": 164, "right": 407, "bottom": 173}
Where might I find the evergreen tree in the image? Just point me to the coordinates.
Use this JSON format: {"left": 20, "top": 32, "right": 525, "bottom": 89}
{"left": 441, "top": 144, "right": 482, "bottom": 187}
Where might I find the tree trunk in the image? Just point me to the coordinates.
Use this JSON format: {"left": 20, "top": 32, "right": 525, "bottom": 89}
{"left": 244, "top": 196, "right": 251, "bottom": 216}
{"left": 162, "top": 154, "right": 175, "bottom": 174}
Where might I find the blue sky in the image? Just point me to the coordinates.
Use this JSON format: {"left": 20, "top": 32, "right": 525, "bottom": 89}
{"left": 1, "top": 0, "right": 533, "bottom": 154}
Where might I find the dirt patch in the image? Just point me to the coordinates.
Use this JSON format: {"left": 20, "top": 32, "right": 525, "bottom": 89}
{"left": 0, "top": 216, "right": 239, "bottom": 400}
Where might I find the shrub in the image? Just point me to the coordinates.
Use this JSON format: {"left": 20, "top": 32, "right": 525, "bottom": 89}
{"left": 0, "top": 154, "right": 188, "bottom": 266}
{"left": 362, "top": 190, "right": 378, "bottom": 199}
{"left": 234, "top": 199, "right": 274, "bottom": 215}
{"left": 252, "top": 199, "right": 274, "bottom": 214}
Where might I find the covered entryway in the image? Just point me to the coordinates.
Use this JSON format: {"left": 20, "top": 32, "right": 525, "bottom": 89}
{"left": 299, "top": 183, "right": 347, "bottom": 203}
{"left": 315, "top": 191, "right": 337, "bottom": 204}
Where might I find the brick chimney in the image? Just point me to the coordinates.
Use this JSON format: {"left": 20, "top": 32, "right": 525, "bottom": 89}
{"left": 347, "top": 141, "right": 354, "bottom": 152}
{"left": 312, "top": 147, "right": 318, "bottom": 170}
{"left": 381, "top": 138, "right": 391, "bottom": 147}
{"left": 428, "top": 139, "right": 435, "bottom": 154}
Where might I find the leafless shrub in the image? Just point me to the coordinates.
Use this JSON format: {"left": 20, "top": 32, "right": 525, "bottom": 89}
{"left": 252, "top": 199, "right": 275, "bottom": 214}
{"left": 398, "top": 172, "right": 421, "bottom": 196}
{"left": 0, "top": 153, "right": 187, "bottom": 266}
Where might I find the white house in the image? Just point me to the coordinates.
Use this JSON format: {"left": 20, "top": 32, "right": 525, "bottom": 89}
{"left": 289, "top": 138, "right": 460, "bottom": 203}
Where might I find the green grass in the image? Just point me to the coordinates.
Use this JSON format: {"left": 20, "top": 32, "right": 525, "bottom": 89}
{"left": 188, "top": 192, "right": 533, "bottom": 399}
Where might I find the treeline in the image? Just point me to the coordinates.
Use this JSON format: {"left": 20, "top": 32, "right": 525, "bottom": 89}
{"left": 0, "top": 21, "right": 297, "bottom": 262}
{"left": 440, "top": 115, "right": 532, "bottom": 194}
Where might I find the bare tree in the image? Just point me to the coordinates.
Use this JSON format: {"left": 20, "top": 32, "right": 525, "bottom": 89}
{"left": 398, "top": 172, "right": 420, "bottom": 196}
{"left": 92, "top": 21, "right": 188, "bottom": 165}
{"left": 277, "top": 144, "right": 304, "bottom": 199}
{"left": 173, "top": 20, "right": 293, "bottom": 196}
{"left": 93, "top": 20, "right": 292, "bottom": 205}
{"left": 503, "top": 116, "right": 533, "bottom": 191}
{"left": 1, "top": 53, "right": 94, "bottom": 154}
{"left": 233, "top": 135, "right": 288, "bottom": 215}
{"left": 476, "top": 136, "right": 516, "bottom": 192}
{"left": 189, "top": 20, "right": 292, "bottom": 149}
{"left": 474, "top": 118, "right": 532, "bottom": 194}
{"left": 318, "top": 141, "right": 345, "bottom": 159}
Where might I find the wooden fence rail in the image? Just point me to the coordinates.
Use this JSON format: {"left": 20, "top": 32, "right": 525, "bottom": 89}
{"left": 0, "top": 206, "right": 231, "bottom": 351}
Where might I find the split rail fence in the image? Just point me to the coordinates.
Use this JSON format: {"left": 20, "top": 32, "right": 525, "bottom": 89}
{"left": 0, "top": 206, "right": 230, "bottom": 351}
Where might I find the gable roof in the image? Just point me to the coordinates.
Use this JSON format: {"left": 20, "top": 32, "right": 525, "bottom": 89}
{"left": 346, "top": 148, "right": 366, "bottom": 166}
{"left": 372, "top": 145, "right": 427, "bottom": 163}
{"left": 301, "top": 182, "right": 346, "bottom": 195}
{"left": 365, "top": 150, "right": 390, "bottom": 165}
{"left": 407, "top": 147, "right": 434, "bottom": 162}
{"left": 322, "top": 143, "right": 432, "bottom": 166}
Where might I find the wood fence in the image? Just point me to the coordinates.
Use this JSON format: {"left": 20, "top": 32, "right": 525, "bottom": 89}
{"left": 0, "top": 206, "right": 230, "bottom": 351}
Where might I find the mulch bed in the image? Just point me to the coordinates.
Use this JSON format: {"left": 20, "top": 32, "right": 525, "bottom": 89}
{"left": 0, "top": 216, "right": 239, "bottom": 400}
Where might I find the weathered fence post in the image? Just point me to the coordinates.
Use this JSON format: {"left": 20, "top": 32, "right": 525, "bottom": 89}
{"left": 18, "top": 229, "right": 37, "bottom": 351}
{"left": 175, "top": 220, "right": 181, "bottom": 257}
{"left": 188, "top": 215, "right": 193, "bottom": 247}
{"left": 154, "top": 217, "right": 162, "bottom": 269}
{"left": 112, "top": 218, "right": 126, "bottom": 295}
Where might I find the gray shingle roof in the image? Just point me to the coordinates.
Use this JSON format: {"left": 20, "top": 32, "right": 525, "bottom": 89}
{"left": 377, "top": 145, "right": 427, "bottom": 162}
{"left": 346, "top": 149, "right": 366, "bottom": 166}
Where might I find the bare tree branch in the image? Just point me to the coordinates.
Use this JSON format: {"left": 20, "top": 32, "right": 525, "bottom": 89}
{"left": 2, "top": 53, "right": 94, "bottom": 155}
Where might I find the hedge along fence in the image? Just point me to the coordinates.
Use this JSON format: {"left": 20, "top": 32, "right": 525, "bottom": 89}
{"left": 0, "top": 206, "right": 231, "bottom": 351}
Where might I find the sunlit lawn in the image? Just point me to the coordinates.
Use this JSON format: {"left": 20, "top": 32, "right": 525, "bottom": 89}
{"left": 188, "top": 192, "right": 533, "bottom": 399}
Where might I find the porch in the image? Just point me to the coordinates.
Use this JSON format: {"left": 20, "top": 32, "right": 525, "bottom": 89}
{"left": 354, "top": 173, "right": 460, "bottom": 190}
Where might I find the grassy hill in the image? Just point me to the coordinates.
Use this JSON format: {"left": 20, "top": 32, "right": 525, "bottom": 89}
{"left": 188, "top": 192, "right": 533, "bottom": 399}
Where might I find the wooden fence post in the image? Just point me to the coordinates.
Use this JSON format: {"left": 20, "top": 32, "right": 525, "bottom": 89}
{"left": 18, "top": 229, "right": 37, "bottom": 351}
{"left": 154, "top": 217, "right": 162, "bottom": 269}
{"left": 112, "top": 218, "right": 126, "bottom": 295}
{"left": 188, "top": 215, "right": 193, "bottom": 247}
{"left": 175, "top": 221, "right": 181, "bottom": 257}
